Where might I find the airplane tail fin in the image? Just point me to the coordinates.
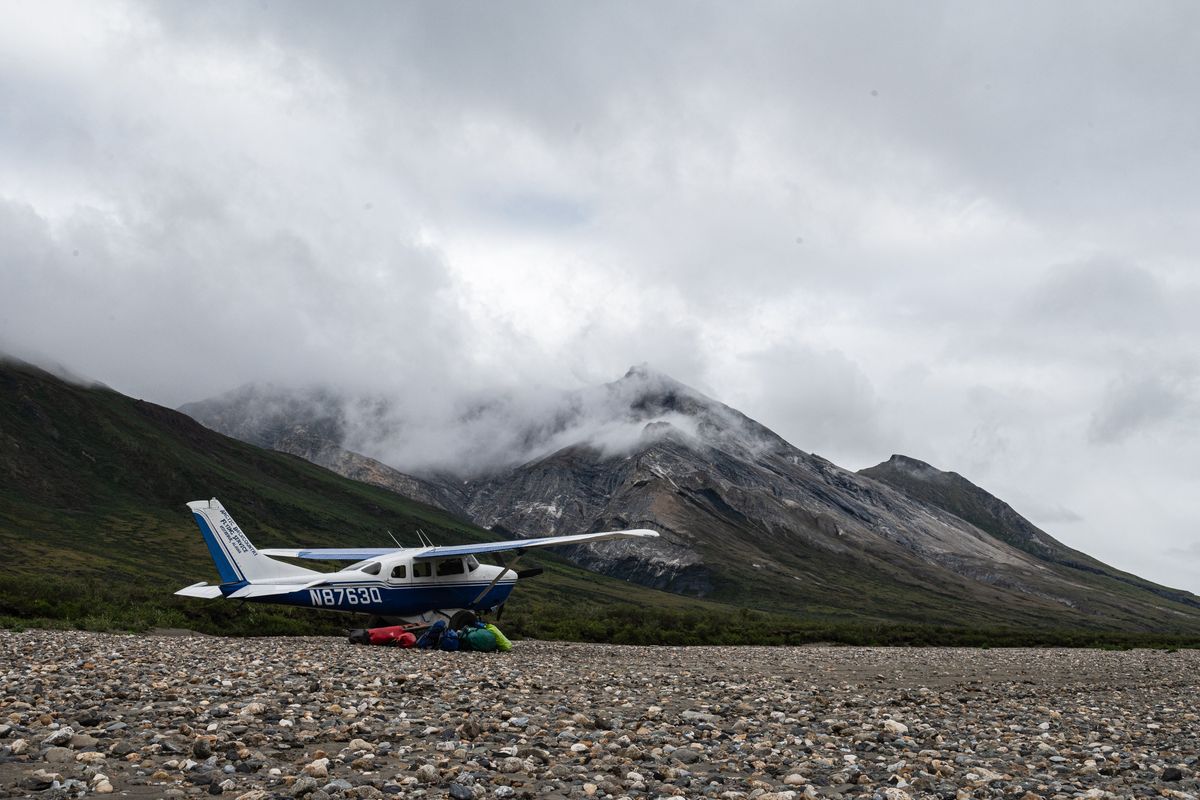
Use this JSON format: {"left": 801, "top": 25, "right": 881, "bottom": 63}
{"left": 187, "top": 498, "right": 316, "bottom": 584}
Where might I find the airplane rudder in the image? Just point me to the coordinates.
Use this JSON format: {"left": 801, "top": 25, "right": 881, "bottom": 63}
{"left": 189, "top": 501, "right": 243, "bottom": 584}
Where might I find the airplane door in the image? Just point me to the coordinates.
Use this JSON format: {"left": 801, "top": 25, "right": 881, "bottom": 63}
{"left": 387, "top": 559, "right": 411, "bottom": 585}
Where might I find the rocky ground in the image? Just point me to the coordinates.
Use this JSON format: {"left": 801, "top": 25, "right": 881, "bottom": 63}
{"left": 1, "top": 631, "right": 1197, "bottom": 799}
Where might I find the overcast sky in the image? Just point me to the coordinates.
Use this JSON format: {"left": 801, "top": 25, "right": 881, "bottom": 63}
{"left": 3, "top": 1, "right": 1199, "bottom": 593}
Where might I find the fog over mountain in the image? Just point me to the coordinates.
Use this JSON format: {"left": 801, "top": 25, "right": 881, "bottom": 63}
{"left": 183, "top": 366, "right": 778, "bottom": 478}
{"left": 3, "top": 2, "right": 1200, "bottom": 593}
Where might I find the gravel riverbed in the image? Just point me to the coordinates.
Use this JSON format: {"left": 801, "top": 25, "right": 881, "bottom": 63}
{"left": 1, "top": 630, "right": 1197, "bottom": 799}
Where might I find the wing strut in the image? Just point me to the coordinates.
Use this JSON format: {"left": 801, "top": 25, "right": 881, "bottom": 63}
{"left": 472, "top": 551, "right": 524, "bottom": 606}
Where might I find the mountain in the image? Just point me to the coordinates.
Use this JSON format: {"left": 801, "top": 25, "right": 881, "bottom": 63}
{"left": 0, "top": 358, "right": 727, "bottom": 637}
{"left": 181, "top": 366, "right": 1200, "bottom": 633}
{"left": 860, "top": 454, "right": 1200, "bottom": 609}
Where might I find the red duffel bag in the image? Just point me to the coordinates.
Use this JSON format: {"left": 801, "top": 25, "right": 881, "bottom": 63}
{"left": 367, "top": 626, "right": 417, "bottom": 647}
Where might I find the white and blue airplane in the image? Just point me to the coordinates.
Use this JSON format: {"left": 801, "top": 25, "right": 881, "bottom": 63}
{"left": 176, "top": 498, "right": 658, "bottom": 625}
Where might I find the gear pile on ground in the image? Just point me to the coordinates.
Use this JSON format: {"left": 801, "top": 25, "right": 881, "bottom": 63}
{"left": 347, "top": 621, "right": 512, "bottom": 651}
{"left": 0, "top": 630, "right": 1198, "bottom": 799}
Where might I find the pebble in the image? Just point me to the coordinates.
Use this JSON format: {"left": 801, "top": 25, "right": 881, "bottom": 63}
{"left": 1, "top": 630, "right": 1198, "bottom": 799}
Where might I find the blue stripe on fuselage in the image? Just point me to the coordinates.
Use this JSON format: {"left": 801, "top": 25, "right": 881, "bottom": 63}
{"left": 245, "top": 581, "right": 516, "bottom": 616}
{"left": 193, "top": 511, "right": 242, "bottom": 583}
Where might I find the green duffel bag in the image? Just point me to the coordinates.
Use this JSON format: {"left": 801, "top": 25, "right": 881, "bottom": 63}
{"left": 464, "top": 626, "right": 499, "bottom": 652}
{"left": 485, "top": 623, "right": 513, "bottom": 652}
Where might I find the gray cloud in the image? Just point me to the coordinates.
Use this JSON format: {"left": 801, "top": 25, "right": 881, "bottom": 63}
{"left": 1168, "top": 542, "right": 1200, "bottom": 561}
{"left": 1089, "top": 364, "right": 1198, "bottom": 444}
{"left": 3, "top": 1, "right": 1200, "bottom": 592}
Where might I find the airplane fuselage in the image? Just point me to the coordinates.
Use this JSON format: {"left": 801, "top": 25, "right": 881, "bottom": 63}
{"left": 221, "top": 564, "right": 517, "bottom": 616}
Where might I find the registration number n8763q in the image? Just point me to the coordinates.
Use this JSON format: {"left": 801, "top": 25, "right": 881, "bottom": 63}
{"left": 308, "top": 587, "right": 382, "bottom": 606}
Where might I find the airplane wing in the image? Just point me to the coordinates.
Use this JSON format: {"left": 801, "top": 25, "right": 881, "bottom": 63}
{"left": 260, "top": 529, "right": 659, "bottom": 561}
{"left": 258, "top": 547, "right": 400, "bottom": 561}
{"left": 413, "top": 529, "right": 659, "bottom": 560}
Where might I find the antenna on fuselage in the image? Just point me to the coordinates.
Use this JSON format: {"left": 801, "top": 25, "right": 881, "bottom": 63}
{"left": 416, "top": 528, "right": 434, "bottom": 548}
{"left": 386, "top": 529, "right": 402, "bottom": 548}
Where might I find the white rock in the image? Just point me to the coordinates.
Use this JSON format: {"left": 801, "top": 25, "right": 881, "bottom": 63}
{"left": 42, "top": 726, "right": 74, "bottom": 746}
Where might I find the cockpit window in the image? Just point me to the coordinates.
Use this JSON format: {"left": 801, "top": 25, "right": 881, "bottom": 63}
{"left": 390, "top": 564, "right": 406, "bottom": 579}
{"left": 412, "top": 561, "right": 432, "bottom": 578}
{"left": 362, "top": 562, "right": 381, "bottom": 575}
{"left": 436, "top": 558, "right": 465, "bottom": 576}
{"left": 466, "top": 555, "right": 479, "bottom": 572}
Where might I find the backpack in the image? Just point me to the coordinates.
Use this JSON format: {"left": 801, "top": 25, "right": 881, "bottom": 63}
{"left": 416, "top": 620, "right": 445, "bottom": 650}
{"left": 439, "top": 628, "right": 460, "bottom": 652}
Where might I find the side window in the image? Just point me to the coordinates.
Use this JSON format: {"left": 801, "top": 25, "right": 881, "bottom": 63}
{"left": 412, "top": 561, "right": 432, "bottom": 579}
{"left": 362, "top": 562, "right": 381, "bottom": 575}
{"left": 466, "top": 555, "right": 479, "bottom": 572}
{"left": 436, "top": 558, "right": 465, "bottom": 576}
{"left": 390, "top": 564, "right": 406, "bottom": 579}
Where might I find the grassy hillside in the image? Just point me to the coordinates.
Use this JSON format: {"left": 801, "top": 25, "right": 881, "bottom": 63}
{"left": 3, "top": 358, "right": 1200, "bottom": 648}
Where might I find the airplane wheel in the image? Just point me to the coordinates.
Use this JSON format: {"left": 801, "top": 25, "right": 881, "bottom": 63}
{"left": 449, "top": 610, "right": 478, "bottom": 629}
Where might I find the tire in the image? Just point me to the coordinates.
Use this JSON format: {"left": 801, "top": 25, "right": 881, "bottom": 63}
{"left": 449, "top": 610, "right": 478, "bottom": 629}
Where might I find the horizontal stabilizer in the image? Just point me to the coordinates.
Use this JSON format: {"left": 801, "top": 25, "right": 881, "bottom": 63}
{"left": 259, "top": 547, "right": 399, "bottom": 561}
{"left": 175, "top": 582, "right": 223, "bottom": 599}
{"left": 226, "top": 584, "right": 310, "bottom": 599}
{"left": 414, "top": 529, "right": 659, "bottom": 560}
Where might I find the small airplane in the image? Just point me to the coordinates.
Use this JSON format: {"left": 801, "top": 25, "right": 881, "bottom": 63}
{"left": 176, "top": 498, "right": 658, "bottom": 626}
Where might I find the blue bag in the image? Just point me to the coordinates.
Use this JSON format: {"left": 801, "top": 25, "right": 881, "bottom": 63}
{"left": 439, "top": 628, "right": 460, "bottom": 652}
{"left": 416, "top": 620, "right": 445, "bottom": 650}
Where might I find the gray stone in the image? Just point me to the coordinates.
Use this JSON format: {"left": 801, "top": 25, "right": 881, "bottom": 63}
{"left": 292, "top": 776, "right": 320, "bottom": 797}
{"left": 44, "top": 746, "right": 75, "bottom": 762}
{"left": 672, "top": 748, "right": 701, "bottom": 764}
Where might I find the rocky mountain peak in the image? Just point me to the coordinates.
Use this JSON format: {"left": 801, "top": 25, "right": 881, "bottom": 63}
{"left": 875, "top": 454, "right": 952, "bottom": 482}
